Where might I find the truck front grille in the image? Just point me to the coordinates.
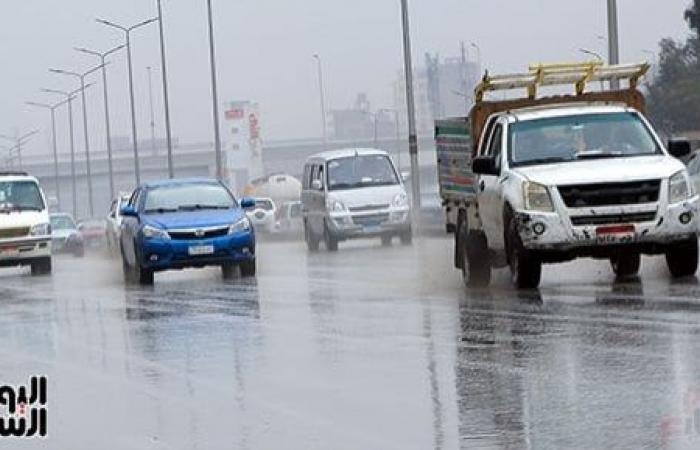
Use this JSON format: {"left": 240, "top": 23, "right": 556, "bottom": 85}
{"left": 0, "top": 227, "right": 30, "bottom": 239}
{"left": 352, "top": 213, "right": 389, "bottom": 226}
{"left": 570, "top": 211, "right": 657, "bottom": 226}
{"left": 558, "top": 180, "right": 660, "bottom": 207}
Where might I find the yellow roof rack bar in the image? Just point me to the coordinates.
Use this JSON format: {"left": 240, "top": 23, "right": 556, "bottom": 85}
{"left": 475, "top": 61, "right": 650, "bottom": 102}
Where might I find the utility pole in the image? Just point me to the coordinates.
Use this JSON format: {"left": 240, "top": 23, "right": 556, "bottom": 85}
{"left": 607, "top": 0, "right": 620, "bottom": 89}
{"left": 460, "top": 41, "right": 469, "bottom": 114}
{"left": 399, "top": 0, "right": 421, "bottom": 210}
{"left": 147, "top": 66, "right": 157, "bottom": 154}
{"left": 206, "top": 0, "right": 223, "bottom": 180}
{"left": 313, "top": 54, "right": 328, "bottom": 151}
{"left": 156, "top": 0, "right": 175, "bottom": 178}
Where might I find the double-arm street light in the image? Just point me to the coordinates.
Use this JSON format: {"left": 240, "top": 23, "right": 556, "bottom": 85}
{"left": 26, "top": 99, "right": 71, "bottom": 209}
{"left": 74, "top": 44, "right": 124, "bottom": 200}
{"left": 41, "top": 85, "right": 91, "bottom": 218}
{"left": 97, "top": 17, "right": 158, "bottom": 186}
{"left": 0, "top": 130, "right": 40, "bottom": 170}
{"left": 49, "top": 64, "right": 105, "bottom": 217}
{"left": 156, "top": 0, "right": 175, "bottom": 178}
{"left": 312, "top": 54, "right": 328, "bottom": 151}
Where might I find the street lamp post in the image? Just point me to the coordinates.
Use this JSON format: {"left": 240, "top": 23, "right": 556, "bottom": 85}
{"left": 50, "top": 64, "right": 105, "bottom": 217}
{"left": 147, "top": 66, "right": 157, "bottom": 153}
{"left": 97, "top": 17, "right": 159, "bottom": 186}
{"left": 0, "top": 130, "right": 40, "bottom": 171}
{"left": 470, "top": 42, "right": 482, "bottom": 76}
{"left": 74, "top": 44, "right": 125, "bottom": 201}
{"left": 206, "top": 0, "right": 223, "bottom": 180}
{"left": 156, "top": 0, "right": 175, "bottom": 178}
{"left": 579, "top": 48, "right": 606, "bottom": 90}
{"left": 26, "top": 100, "right": 71, "bottom": 209}
{"left": 607, "top": 0, "right": 620, "bottom": 89}
{"left": 312, "top": 54, "right": 328, "bottom": 151}
{"left": 42, "top": 86, "right": 89, "bottom": 219}
{"left": 399, "top": 0, "right": 421, "bottom": 210}
{"left": 378, "top": 108, "right": 401, "bottom": 171}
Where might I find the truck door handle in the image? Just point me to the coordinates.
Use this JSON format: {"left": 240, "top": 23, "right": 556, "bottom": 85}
{"left": 479, "top": 180, "right": 485, "bottom": 192}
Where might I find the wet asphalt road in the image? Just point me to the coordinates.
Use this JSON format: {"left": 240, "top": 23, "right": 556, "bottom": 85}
{"left": 1, "top": 236, "right": 700, "bottom": 449}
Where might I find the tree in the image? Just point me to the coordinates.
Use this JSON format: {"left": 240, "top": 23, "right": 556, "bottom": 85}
{"left": 646, "top": 1, "right": 700, "bottom": 135}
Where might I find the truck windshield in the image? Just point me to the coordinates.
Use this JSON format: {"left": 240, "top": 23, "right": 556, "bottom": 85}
{"left": 143, "top": 182, "right": 235, "bottom": 213}
{"left": 509, "top": 112, "right": 661, "bottom": 167}
{"left": 327, "top": 155, "right": 398, "bottom": 191}
{"left": 0, "top": 181, "right": 45, "bottom": 211}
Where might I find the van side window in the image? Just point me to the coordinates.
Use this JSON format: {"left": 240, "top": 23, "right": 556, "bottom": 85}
{"left": 317, "top": 165, "right": 325, "bottom": 189}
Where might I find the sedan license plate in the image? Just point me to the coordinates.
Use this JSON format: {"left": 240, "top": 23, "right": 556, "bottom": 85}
{"left": 188, "top": 245, "right": 214, "bottom": 256}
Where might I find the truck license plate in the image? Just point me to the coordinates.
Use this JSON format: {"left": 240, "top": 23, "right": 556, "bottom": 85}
{"left": 596, "top": 225, "right": 635, "bottom": 242}
{"left": 188, "top": 245, "right": 214, "bottom": 256}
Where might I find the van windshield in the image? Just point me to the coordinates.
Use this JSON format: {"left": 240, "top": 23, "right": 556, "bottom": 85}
{"left": 0, "top": 181, "right": 45, "bottom": 212}
{"left": 509, "top": 112, "right": 661, "bottom": 167}
{"left": 327, "top": 155, "right": 398, "bottom": 191}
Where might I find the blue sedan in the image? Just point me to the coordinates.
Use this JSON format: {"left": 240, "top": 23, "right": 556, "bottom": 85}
{"left": 119, "top": 178, "right": 256, "bottom": 285}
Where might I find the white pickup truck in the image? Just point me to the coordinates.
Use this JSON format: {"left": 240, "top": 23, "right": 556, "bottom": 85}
{"left": 449, "top": 62, "right": 699, "bottom": 288}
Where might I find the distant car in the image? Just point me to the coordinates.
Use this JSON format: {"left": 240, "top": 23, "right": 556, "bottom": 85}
{"left": 50, "top": 213, "right": 84, "bottom": 257}
{"left": 687, "top": 150, "right": 700, "bottom": 195}
{"left": 119, "top": 178, "right": 256, "bottom": 285}
{"left": 0, "top": 172, "right": 53, "bottom": 275}
{"left": 106, "top": 193, "right": 131, "bottom": 255}
{"left": 274, "top": 201, "right": 303, "bottom": 237}
{"left": 78, "top": 218, "right": 107, "bottom": 249}
{"left": 245, "top": 197, "right": 277, "bottom": 233}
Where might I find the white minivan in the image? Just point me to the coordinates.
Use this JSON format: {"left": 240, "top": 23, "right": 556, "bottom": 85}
{"left": 0, "top": 172, "right": 52, "bottom": 275}
{"left": 301, "top": 148, "right": 412, "bottom": 251}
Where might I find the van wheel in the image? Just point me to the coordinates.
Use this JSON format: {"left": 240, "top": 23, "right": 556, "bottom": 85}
{"left": 305, "top": 222, "right": 319, "bottom": 252}
{"left": 506, "top": 218, "right": 541, "bottom": 289}
{"left": 400, "top": 229, "right": 413, "bottom": 245}
{"left": 610, "top": 252, "right": 641, "bottom": 278}
{"left": 666, "top": 238, "right": 699, "bottom": 277}
{"left": 459, "top": 220, "right": 491, "bottom": 287}
{"left": 324, "top": 222, "right": 339, "bottom": 252}
{"left": 381, "top": 235, "right": 392, "bottom": 246}
{"left": 30, "top": 257, "right": 52, "bottom": 276}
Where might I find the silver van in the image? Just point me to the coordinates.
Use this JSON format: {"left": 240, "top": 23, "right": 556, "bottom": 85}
{"left": 301, "top": 148, "right": 412, "bottom": 251}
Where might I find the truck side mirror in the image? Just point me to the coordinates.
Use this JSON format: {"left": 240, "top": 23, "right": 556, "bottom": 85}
{"left": 472, "top": 156, "right": 500, "bottom": 176}
{"left": 668, "top": 138, "right": 691, "bottom": 158}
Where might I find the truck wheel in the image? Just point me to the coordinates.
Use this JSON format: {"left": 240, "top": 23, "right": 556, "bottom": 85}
{"left": 400, "top": 229, "right": 413, "bottom": 245}
{"left": 610, "top": 252, "right": 640, "bottom": 278}
{"left": 506, "top": 219, "right": 541, "bottom": 289}
{"left": 460, "top": 222, "right": 491, "bottom": 287}
{"left": 305, "top": 222, "right": 320, "bottom": 252}
{"left": 30, "top": 257, "right": 52, "bottom": 276}
{"left": 381, "top": 235, "right": 392, "bottom": 246}
{"left": 666, "top": 238, "right": 699, "bottom": 278}
{"left": 324, "top": 222, "right": 339, "bottom": 252}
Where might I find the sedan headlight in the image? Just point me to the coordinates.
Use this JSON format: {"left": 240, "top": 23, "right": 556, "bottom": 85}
{"left": 30, "top": 223, "right": 51, "bottom": 236}
{"left": 523, "top": 181, "right": 554, "bottom": 212}
{"left": 392, "top": 192, "right": 409, "bottom": 208}
{"left": 142, "top": 225, "right": 170, "bottom": 240}
{"left": 326, "top": 199, "right": 347, "bottom": 212}
{"left": 229, "top": 217, "right": 251, "bottom": 234}
{"left": 669, "top": 171, "right": 692, "bottom": 204}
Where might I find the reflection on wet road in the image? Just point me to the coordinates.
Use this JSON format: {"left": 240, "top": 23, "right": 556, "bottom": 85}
{"left": 1, "top": 237, "right": 700, "bottom": 449}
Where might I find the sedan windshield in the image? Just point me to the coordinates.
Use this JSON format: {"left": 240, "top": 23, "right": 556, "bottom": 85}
{"left": 509, "top": 112, "right": 661, "bottom": 167}
{"left": 327, "top": 155, "right": 398, "bottom": 191}
{"left": 50, "top": 215, "right": 76, "bottom": 231}
{"left": 0, "top": 181, "right": 44, "bottom": 211}
{"left": 143, "top": 183, "right": 235, "bottom": 213}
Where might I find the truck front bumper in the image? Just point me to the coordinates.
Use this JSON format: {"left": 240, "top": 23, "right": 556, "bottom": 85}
{"left": 515, "top": 196, "right": 699, "bottom": 254}
{"left": 0, "top": 236, "right": 51, "bottom": 267}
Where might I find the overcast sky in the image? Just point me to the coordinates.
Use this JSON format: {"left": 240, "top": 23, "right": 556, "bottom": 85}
{"left": 0, "top": 0, "right": 693, "bottom": 156}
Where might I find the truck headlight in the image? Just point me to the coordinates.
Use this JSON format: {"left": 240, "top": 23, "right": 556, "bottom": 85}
{"left": 392, "top": 192, "right": 409, "bottom": 208}
{"left": 30, "top": 223, "right": 51, "bottom": 236}
{"left": 327, "top": 199, "right": 347, "bottom": 212}
{"left": 142, "top": 225, "right": 170, "bottom": 240}
{"left": 229, "top": 217, "right": 251, "bottom": 234}
{"left": 523, "top": 181, "right": 554, "bottom": 212}
{"left": 669, "top": 171, "right": 692, "bottom": 204}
